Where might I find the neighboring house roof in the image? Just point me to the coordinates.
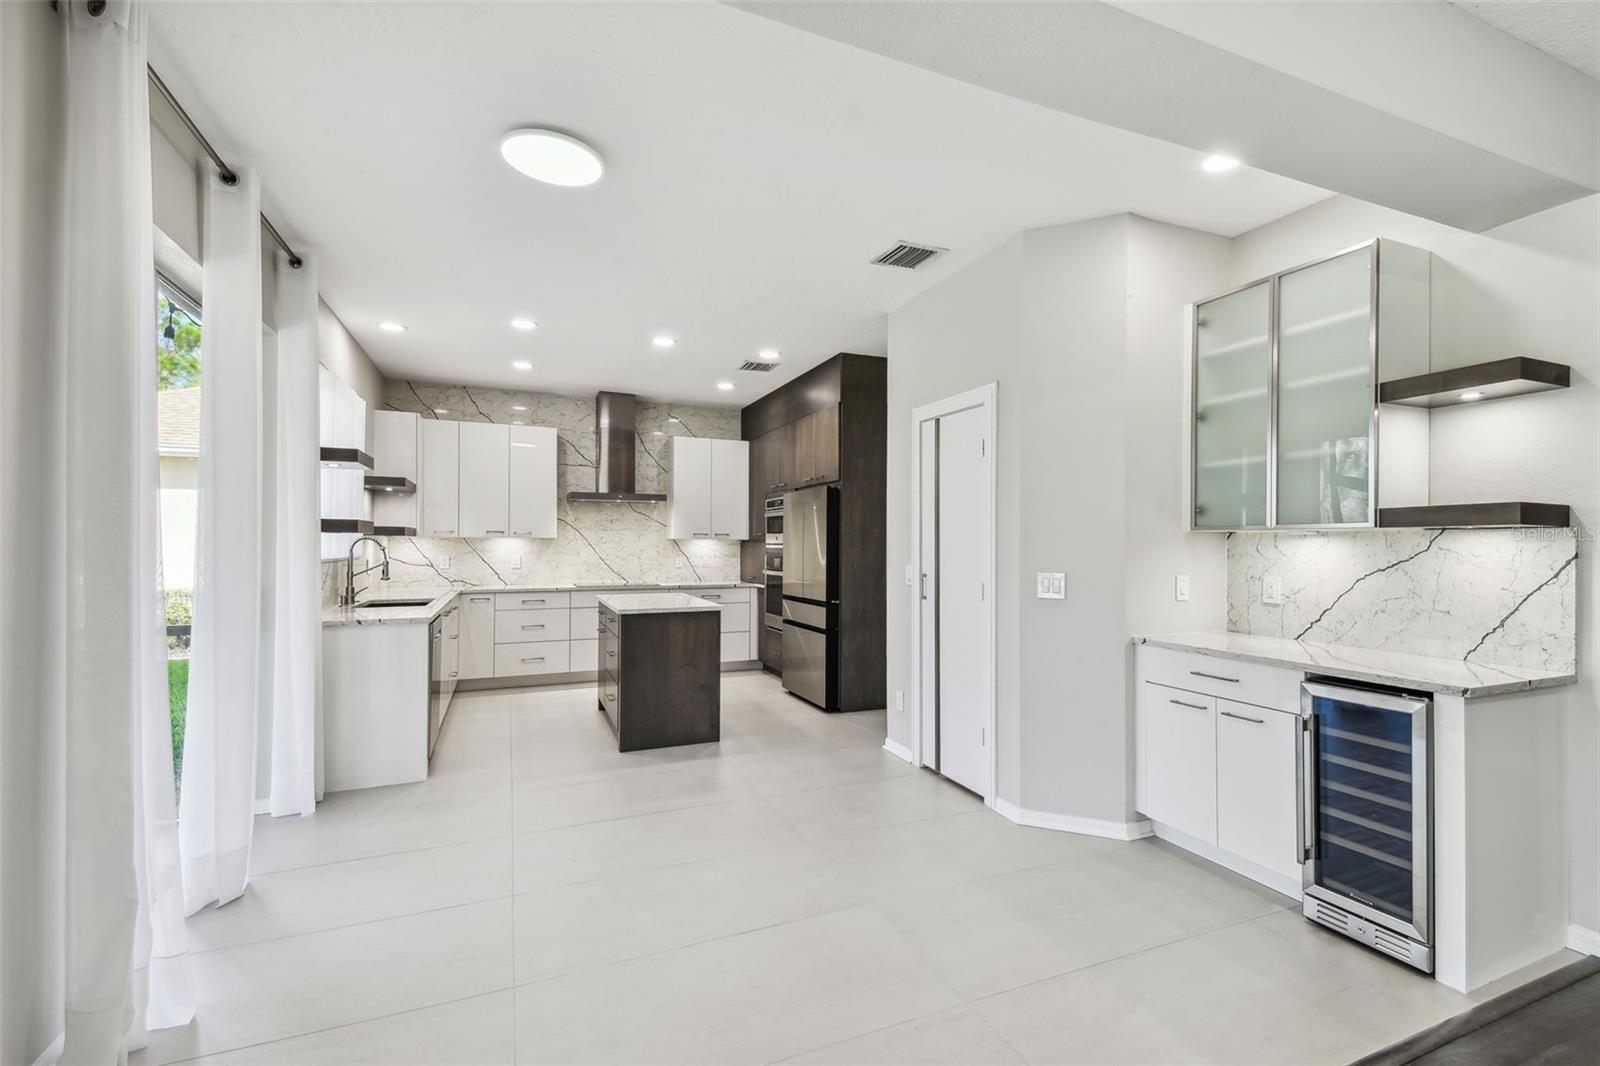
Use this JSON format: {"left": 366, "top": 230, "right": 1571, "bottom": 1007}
{"left": 158, "top": 387, "right": 200, "bottom": 456}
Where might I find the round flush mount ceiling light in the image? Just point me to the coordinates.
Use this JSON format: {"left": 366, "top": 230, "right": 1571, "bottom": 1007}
{"left": 715, "top": 380, "right": 734, "bottom": 391}
{"left": 757, "top": 348, "right": 781, "bottom": 363}
{"left": 511, "top": 360, "right": 533, "bottom": 371}
{"left": 1459, "top": 390, "right": 1485, "bottom": 401}
{"left": 652, "top": 334, "right": 676, "bottom": 349}
{"left": 1201, "top": 153, "right": 1241, "bottom": 174}
{"left": 499, "top": 128, "right": 604, "bottom": 187}
{"left": 379, "top": 321, "right": 407, "bottom": 333}
{"left": 510, "top": 317, "right": 537, "bottom": 331}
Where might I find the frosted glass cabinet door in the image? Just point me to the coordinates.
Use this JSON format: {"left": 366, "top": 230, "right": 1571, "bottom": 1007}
{"left": 1276, "top": 246, "right": 1374, "bottom": 526}
{"left": 1193, "top": 280, "right": 1270, "bottom": 529}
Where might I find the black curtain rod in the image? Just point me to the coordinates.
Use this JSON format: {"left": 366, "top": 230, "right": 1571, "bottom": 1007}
{"left": 147, "top": 64, "right": 304, "bottom": 269}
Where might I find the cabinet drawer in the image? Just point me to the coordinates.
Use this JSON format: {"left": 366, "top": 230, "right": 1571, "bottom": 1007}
{"left": 496, "top": 591, "right": 571, "bottom": 611}
{"left": 569, "top": 638, "right": 599, "bottom": 673}
{"left": 1136, "top": 644, "right": 1301, "bottom": 714}
{"left": 720, "top": 630, "right": 753, "bottom": 662}
{"left": 494, "top": 642, "right": 571, "bottom": 677}
{"left": 599, "top": 670, "right": 620, "bottom": 726}
{"left": 495, "top": 608, "right": 570, "bottom": 644}
{"left": 571, "top": 607, "right": 600, "bottom": 640}
{"left": 687, "top": 587, "right": 752, "bottom": 605}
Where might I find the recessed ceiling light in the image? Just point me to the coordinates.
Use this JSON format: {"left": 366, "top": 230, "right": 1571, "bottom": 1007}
{"left": 652, "top": 334, "right": 676, "bottom": 349}
{"left": 510, "top": 317, "right": 537, "bottom": 331}
{"left": 511, "top": 404, "right": 528, "bottom": 412}
{"left": 379, "top": 321, "right": 407, "bottom": 333}
{"left": 511, "top": 360, "right": 533, "bottom": 371}
{"left": 433, "top": 408, "right": 449, "bottom": 415}
{"left": 1201, "top": 153, "right": 1241, "bottom": 174}
{"left": 757, "top": 348, "right": 781, "bottom": 362}
{"left": 499, "top": 128, "right": 604, "bottom": 187}
{"left": 716, "top": 381, "right": 734, "bottom": 391}
{"left": 1459, "top": 390, "right": 1485, "bottom": 401}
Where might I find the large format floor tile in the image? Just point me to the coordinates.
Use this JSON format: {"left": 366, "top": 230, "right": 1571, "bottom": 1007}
{"left": 138, "top": 670, "right": 1568, "bottom": 1065}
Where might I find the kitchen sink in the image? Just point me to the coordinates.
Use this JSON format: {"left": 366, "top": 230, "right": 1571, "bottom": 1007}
{"left": 354, "top": 598, "right": 435, "bottom": 608}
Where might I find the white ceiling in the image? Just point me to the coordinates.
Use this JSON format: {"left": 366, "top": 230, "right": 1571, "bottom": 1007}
{"left": 146, "top": 1, "right": 1328, "bottom": 405}
{"left": 1452, "top": 1, "right": 1600, "bottom": 80}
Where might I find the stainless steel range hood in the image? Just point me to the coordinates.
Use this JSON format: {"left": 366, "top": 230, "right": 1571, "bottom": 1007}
{"left": 566, "top": 391, "right": 668, "bottom": 503}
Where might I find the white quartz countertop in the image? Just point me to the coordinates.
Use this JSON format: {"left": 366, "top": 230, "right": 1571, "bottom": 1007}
{"left": 321, "top": 581, "right": 758, "bottom": 628}
{"left": 597, "top": 592, "right": 721, "bottom": 615}
{"left": 1135, "top": 631, "right": 1577, "bottom": 698}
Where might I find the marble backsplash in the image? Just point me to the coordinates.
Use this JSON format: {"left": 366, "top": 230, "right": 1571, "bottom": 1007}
{"left": 320, "top": 381, "right": 743, "bottom": 606}
{"left": 1227, "top": 528, "right": 1578, "bottom": 674}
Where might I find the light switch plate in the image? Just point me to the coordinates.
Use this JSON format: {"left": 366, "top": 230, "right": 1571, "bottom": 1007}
{"left": 904, "top": 565, "right": 914, "bottom": 587}
{"left": 1263, "top": 575, "right": 1284, "bottom": 606}
{"left": 1175, "top": 574, "right": 1190, "bottom": 602}
{"left": 512, "top": 556, "right": 523, "bottom": 570}
{"left": 1036, "top": 572, "right": 1065, "bottom": 599}
{"left": 895, "top": 690, "right": 904, "bottom": 712}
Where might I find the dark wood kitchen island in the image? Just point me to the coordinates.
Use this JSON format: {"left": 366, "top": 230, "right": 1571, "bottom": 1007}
{"left": 596, "top": 592, "right": 722, "bottom": 751}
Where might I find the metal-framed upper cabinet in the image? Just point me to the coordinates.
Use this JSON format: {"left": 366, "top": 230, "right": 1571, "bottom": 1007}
{"left": 1192, "top": 279, "right": 1272, "bottom": 529}
{"left": 1189, "top": 239, "right": 1429, "bottom": 531}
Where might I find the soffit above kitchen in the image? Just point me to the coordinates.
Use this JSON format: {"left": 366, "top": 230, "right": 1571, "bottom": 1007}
{"left": 144, "top": 0, "right": 1328, "bottom": 404}
{"left": 732, "top": 0, "right": 1599, "bottom": 232}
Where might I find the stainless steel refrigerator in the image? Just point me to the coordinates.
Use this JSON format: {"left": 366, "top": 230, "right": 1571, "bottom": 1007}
{"left": 781, "top": 485, "right": 839, "bottom": 709}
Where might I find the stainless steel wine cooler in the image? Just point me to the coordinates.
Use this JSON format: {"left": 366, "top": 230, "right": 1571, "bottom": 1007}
{"left": 1299, "top": 679, "right": 1433, "bottom": 972}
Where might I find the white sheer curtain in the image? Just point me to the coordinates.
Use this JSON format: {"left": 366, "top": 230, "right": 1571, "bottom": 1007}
{"left": 1, "top": 1, "right": 190, "bottom": 1061}
{"left": 268, "top": 251, "right": 322, "bottom": 817}
{"left": 178, "top": 161, "right": 264, "bottom": 913}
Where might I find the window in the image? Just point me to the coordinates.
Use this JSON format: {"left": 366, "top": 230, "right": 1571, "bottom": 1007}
{"left": 157, "top": 280, "right": 201, "bottom": 787}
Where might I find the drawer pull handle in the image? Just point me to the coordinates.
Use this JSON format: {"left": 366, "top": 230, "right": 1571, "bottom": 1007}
{"left": 449, "top": 671, "right": 457, "bottom": 678}
{"left": 449, "top": 634, "right": 458, "bottom": 640}
{"left": 520, "top": 656, "right": 546, "bottom": 664}
{"left": 607, "top": 650, "right": 616, "bottom": 657}
{"left": 485, "top": 530, "right": 505, "bottom": 535}
{"left": 1169, "top": 699, "right": 1208, "bottom": 711}
{"left": 606, "top": 693, "right": 615, "bottom": 702}
{"left": 521, "top": 624, "right": 546, "bottom": 630}
{"left": 1190, "top": 670, "right": 1240, "bottom": 683}
{"left": 1220, "top": 709, "right": 1264, "bottom": 724}
{"left": 470, "top": 596, "right": 491, "bottom": 602}
{"left": 522, "top": 599, "right": 546, "bottom": 605}
{"left": 702, "top": 594, "right": 721, "bottom": 599}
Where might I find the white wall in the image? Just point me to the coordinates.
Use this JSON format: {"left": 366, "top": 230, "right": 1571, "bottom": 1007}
{"left": 887, "top": 215, "right": 1230, "bottom": 820}
{"left": 317, "top": 298, "right": 383, "bottom": 450}
{"left": 1230, "top": 192, "right": 1600, "bottom": 937}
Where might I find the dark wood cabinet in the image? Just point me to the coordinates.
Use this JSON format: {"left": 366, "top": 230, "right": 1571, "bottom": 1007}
{"left": 810, "top": 404, "right": 840, "bottom": 484}
{"left": 597, "top": 603, "right": 720, "bottom": 752}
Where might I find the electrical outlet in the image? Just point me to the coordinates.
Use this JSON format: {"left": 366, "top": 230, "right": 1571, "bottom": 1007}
{"left": 1263, "top": 575, "right": 1284, "bottom": 606}
{"left": 512, "top": 556, "right": 523, "bottom": 570}
{"left": 1036, "top": 572, "right": 1065, "bottom": 599}
{"left": 895, "top": 690, "right": 904, "bottom": 712}
{"left": 1175, "top": 574, "right": 1190, "bottom": 602}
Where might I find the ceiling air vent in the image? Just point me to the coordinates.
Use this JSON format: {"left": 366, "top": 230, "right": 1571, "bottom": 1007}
{"left": 871, "top": 241, "right": 948, "bottom": 270}
{"left": 738, "top": 360, "right": 778, "bottom": 372}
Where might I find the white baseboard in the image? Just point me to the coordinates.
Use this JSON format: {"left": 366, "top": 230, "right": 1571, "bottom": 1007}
{"left": 990, "top": 798, "right": 1153, "bottom": 842}
{"left": 882, "top": 737, "right": 915, "bottom": 764}
{"left": 252, "top": 798, "right": 272, "bottom": 816}
{"left": 1569, "top": 924, "right": 1600, "bottom": 956}
{"left": 1150, "top": 821, "right": 1303, "bottom": 900}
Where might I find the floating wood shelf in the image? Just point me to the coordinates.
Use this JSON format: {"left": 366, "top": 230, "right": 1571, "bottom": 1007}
{"left": 363, "top": 475, "right": 416, "bottom": 495}
{"left": 371, "top": 525, "right": 417, "bottom": 536}
{"left": 319, "top": 447, "right": 375, "bottom": 470}
{"left": 1378, "top": 503, "right": 1570, "bottom": 529}
{"left": 319, "top": 518, "right": 374, "bottom": 535}
{"left": 1379, "top": 357, "right": 1569, "bottom": 408}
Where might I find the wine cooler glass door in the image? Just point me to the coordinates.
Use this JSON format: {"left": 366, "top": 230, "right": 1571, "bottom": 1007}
{"left": 1301, "top": 681, "right": 1431, "bottom": 944}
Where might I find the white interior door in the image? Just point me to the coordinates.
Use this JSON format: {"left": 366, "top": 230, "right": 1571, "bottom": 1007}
{"left": 934, "top": 404, "right": 989, "bottom": 795}
{"left": 918, "top": 419, "right": 939, "bottom": 768}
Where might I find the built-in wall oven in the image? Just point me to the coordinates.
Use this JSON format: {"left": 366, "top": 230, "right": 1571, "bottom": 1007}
{"left": 1300, "top": 679, "right": 1433, "bottom": 972}
{"left": 763, "top": 495, "right": 784, "bottom": 623}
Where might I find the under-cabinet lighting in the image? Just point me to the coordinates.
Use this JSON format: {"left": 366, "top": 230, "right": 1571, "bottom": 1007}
{"left": 1459, "top": 391, "right": 1484, "bottom": 401}
{"left": 512, "top": 360, "right": 533, "bottom": 371}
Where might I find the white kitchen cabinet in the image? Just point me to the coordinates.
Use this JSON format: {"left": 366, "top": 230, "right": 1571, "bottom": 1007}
{"left": 418, "top": 419, "right": 460, "bottom": 536}
{"left": 372, "top": 410, "right": 420, "bottom": 532}
{"left": 710, "top": 439, "right": 749, "bottom": 539}
{"left": 1216, "top": 699, "right": 1302, "bottom": 884}
{"left": 457, "top": 592, "right": 496, "bottom": 680}
{"left": 667, "top": 437, "right": 748, "bottom": 539}
{"left": 667, "top": 437, "right": 714, "bottom": 539}
{"left": 508, "top": 425, "right": 558, "bottom": 537}
{"left": 458, "top": 422, "right": 510, "bottom": 537}
{"left": 1137, "top": 681, "right": 1217, "bottom": 845}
